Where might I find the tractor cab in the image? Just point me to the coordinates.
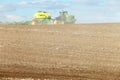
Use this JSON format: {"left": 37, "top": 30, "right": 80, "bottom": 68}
{"left": 54, "top": 11, "right": 76, "bottom": 24}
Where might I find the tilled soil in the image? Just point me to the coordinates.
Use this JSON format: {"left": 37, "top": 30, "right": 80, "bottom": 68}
{"left": 0, "top": 24, "right": 120, "bottom": 80}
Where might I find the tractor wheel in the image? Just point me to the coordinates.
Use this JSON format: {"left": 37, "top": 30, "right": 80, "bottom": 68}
{"left": 53, "top": 20, "right": 58, "bottom": 24}
{"left": 31, "top": 21, "right": 35, "bottom": 25}
{"left": 61, "top": 21, "right": 65, "bottom": 24}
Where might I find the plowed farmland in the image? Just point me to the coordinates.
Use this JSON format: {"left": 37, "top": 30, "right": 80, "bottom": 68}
{"left": 0, "top": 24, "right": 120, "bottom": 80}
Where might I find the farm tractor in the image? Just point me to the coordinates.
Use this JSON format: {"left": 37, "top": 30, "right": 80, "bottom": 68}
{"left": 31, "top": 11, "right": 76, "bottom": 25}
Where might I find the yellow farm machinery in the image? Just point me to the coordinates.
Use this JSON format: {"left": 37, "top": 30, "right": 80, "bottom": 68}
{"left": 31, "top": 11, "right": 76, "bottom": 25}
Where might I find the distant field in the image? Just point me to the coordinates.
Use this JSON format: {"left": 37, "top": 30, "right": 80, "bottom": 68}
{"left": 1, "top": 24, "right": 120, "bottom": 80}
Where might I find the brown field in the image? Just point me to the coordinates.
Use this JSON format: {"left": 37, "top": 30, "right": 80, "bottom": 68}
{"left": 0, "top": 24, "right": 120, "bottom": 80}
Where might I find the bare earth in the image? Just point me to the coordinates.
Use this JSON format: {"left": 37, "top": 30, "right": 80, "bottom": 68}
{"left": 0, "top": 24, "right": 120, "bottom": 80}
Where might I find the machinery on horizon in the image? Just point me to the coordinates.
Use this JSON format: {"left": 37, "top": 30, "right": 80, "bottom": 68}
{"left": 31, "top": 11, "right": 52, "bottom": 25}
{"left": 31, "top": 11, "right": 76, "bottom": 25}
{"left": 53, "top": 11, "right": 76, "bottom": 24}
